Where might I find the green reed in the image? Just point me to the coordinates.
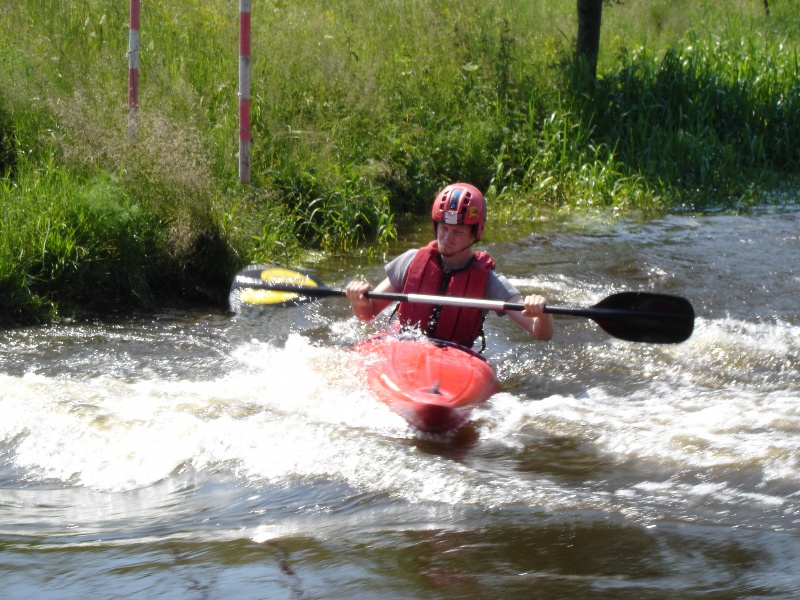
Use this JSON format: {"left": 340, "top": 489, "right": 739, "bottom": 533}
{"left": 582, "top": 28, "right": 800, "bottom": 206}
{"left": 0, "top": 165, "right": 159, "bottom": 323}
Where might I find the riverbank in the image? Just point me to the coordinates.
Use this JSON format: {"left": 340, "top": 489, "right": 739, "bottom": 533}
{"left": 1, "top": 0, "right": 799, "bottom": 323}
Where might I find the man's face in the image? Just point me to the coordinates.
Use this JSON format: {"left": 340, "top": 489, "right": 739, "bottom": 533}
{"left": 436, "top": 223, "right": 476, "bottom": 258}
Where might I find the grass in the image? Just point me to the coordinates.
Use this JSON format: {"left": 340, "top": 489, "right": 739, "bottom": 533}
{"left": 0, "top": 0, "right": 799, "bottom": 322}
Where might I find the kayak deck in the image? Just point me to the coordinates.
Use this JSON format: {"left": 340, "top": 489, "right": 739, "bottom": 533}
{"left": 354, "top": 332, "right": 499, "bottom": 433}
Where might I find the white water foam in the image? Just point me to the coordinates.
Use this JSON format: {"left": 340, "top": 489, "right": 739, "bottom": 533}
{"left": 3, "top": 316, "right": 799, "bottom": 527}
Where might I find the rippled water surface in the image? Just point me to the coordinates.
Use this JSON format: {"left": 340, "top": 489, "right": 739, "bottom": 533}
{"left": 2, "top": 207, "right": 799, "bottom": 598}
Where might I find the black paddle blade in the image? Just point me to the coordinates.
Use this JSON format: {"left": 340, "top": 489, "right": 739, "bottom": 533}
{"left": 229, "top": 265, "right": 326, "bottom": 312}
{"left": 591, "top": 292, "right": 695, "bottom": 344}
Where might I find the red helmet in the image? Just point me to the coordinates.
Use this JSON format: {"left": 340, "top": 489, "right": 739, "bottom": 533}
{"left": 431, "top": 183, "right": 487, "bottom": 239}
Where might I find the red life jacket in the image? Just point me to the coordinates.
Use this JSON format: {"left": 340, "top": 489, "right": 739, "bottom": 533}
{"left": 398, "top": 241, "right": 495, "bottom": 347}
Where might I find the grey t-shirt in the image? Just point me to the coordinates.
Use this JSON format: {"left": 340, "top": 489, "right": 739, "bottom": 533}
{"left": 385, "top": 249, "right": 520, "bottom": 316}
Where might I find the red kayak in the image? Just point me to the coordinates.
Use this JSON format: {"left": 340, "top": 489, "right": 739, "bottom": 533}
{"left": 353, "top": 331, "right": 500, "bottom": 433}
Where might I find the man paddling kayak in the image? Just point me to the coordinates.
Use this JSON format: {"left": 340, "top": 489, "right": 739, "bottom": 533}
{"left": 346, "top": 183, "right": 554, "bottom": 349}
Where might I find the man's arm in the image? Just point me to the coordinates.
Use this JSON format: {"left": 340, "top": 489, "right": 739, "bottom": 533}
{"left": 506, "top": 293, "right": 554, "bottom": 340}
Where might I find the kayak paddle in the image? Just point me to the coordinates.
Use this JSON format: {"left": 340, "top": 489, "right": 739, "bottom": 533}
{"left": 230, "top": 265, "right": 695, "bottom": 344}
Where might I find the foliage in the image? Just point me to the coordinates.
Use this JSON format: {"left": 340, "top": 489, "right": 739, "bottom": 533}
{"left": 0, "top": 167, "right": 162, "bottom": 323}
{"left": 0, "top": 0, "right": 798, "bottom": 320}
{"left": 581, "top": 29, "right": 800, "bottom": 208}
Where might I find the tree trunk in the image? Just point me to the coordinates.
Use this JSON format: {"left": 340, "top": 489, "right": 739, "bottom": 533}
{"left": 764, "top": 0, "right": 770, "bottom": 17}
{"left": 576, "top": 0, "right": 603, "bottom": 79}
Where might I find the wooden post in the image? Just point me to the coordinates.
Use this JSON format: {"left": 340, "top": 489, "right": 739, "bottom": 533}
{"left": 128, "top": 0, "right": 140, "bottom": 143}
{"left": 239, "top": 0, "right": 251, "bottom": 183}
{"left": 575, "top": 0, "right": 602, "bottom": 81}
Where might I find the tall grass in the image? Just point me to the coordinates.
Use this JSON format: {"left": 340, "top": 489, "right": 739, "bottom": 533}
{"left": 1, "top": 0, "right": 798, "bottom": 321}
{"left": 0, "top": 165, "right": 160, "bottom": 322}
{"left": 585, "top": 28, "right": 800, "bottom": 202}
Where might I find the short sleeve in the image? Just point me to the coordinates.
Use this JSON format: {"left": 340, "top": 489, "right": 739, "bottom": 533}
{"left": 385, "top": 249, "right": 418, "bottom": 291}
{"left": 485, "top": 271, "right": 520, "bottom": 315}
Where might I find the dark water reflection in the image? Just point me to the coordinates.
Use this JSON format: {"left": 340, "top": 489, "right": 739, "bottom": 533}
{"left": 2, "top": 206, "right": 800, "bottom": 598}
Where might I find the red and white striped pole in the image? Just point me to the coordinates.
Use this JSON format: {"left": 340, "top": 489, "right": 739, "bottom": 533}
{"left": 239, "top": 0, "right": 251, "bottom": 183}
{"left": 128, "top": 0, "right": 140, "bottom": 143}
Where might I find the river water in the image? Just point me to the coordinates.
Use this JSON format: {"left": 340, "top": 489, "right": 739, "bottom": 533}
{"left": 1, "top": 206, "right": 799, "bottom": 598}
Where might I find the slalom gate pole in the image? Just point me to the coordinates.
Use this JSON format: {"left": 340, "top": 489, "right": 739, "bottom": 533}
{"left": 239, "top": 0, "right": 251, "bottom": 184}
{"left": 128, "top": 0, "right": 139, "bottom": 144}
{"left": 128, "top": 0, "right": 140, "bottom": 143}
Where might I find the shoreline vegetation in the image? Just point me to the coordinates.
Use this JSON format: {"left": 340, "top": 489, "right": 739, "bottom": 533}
{"left": 1, "top": 0, "right": 799, "bottom": 324}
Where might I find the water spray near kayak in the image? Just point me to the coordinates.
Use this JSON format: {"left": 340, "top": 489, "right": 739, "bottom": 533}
{"left": 229, "top": 265, "right": 695, "bottom": 433}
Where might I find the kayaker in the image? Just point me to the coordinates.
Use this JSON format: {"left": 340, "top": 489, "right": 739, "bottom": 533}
{"left": 345, "top": 183, "right": 554, "bottom": 348}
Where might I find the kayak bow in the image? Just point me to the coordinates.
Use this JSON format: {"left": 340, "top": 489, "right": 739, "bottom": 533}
{"left": 354, "top": 331, "right": 499, "bottom": 433}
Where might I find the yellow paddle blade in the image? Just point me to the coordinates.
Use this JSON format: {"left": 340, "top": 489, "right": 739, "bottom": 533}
{"left": 240, "top": 267, "right": 319, "bottom": 305}
{"left": 238, "top": 288, "right": 299, "bottom": 305}
{"left": 229, "top": 265, "right": 325, "bottom": 311}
